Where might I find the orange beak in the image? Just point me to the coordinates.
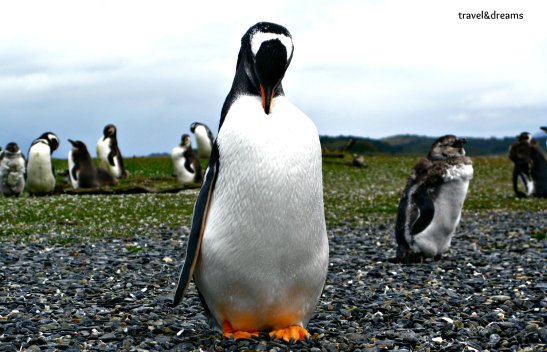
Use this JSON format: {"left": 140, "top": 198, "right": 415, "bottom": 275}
{"left": 260, "top": 84, "right": 275, "bottom": 114}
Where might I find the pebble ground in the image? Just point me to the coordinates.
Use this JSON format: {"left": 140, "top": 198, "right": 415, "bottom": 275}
{"left": 1, "top": 210, "right": 545, "bottom": 351}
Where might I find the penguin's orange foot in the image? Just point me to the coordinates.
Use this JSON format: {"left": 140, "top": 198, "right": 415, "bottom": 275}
{"left": 269, "top": 325, "right": 310, "bottom": 343}
{"left": 221, "top": 321, "right": 259, "bottom": 340}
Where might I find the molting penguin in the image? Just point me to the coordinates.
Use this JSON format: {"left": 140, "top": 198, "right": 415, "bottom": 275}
{"left": 173, "top": 22, "right": 329, "bottom": 342}
{"left": 190, "top": 122, "right": 214, "bottom": 159}
{"left": 0, "top": 142, "right": 26, "bottom": 197}
{"left": 26, "top": 132, "right": 59, "bottom": 195}
{"left": 395, "top": 135, "right": 473, "bottom": 263}
{"left": 171, "top": 134, "right": 202, "bottom": 185}
{"left": 97, "top": 124, "right": 128, "bottom": 179}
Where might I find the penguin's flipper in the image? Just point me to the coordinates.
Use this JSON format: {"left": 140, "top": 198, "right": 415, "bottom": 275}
{"left": 182, "top": 149, "right": 195, "bottom": 174}
{"left": 71, "top": 164, "right": 79, "bottom": 181}
{"left": 409, "top": 185, "right": 435, "bottom": 235}
{"left": 107, "top": 150, "right": 116, "bottom": 167}
{"left": 172, "top": 144, "right": 219, "bottom": 307}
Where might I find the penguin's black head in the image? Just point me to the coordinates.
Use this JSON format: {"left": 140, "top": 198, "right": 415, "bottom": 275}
{"left": 103, "top": 124, "right": 117, "bottom": 139}
{"left": 5, "top": 142, "right": 20, "bottom": 153}
{"left": 241, "top": 22, "right": 293, "bottom": 115}
{"left": 541, "top": 126, "right": 547, "bottom": 133}
{"left": 518, "top": 132, "right": 532, "bottom": 142}
{"left": 181, "top": 134, "right": 191, "bottom": 147}
{"left": 38, "top": 132, "right": 60, "bottom": 152}
{"left": 68, "top": 139, "right": 88, "bottom": 152}
{"left": 428, "top": 135, "right": 467, "bottom": 160}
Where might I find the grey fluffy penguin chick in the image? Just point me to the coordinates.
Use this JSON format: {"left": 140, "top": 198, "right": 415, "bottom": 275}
{"left": 0, "top": 142, "right": 26, "bottom": 197}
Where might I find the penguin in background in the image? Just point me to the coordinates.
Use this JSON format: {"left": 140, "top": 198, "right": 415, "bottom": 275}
{"left": 68, "top": 139, "right": 117, "bottom": 189}
{"left": 508, "top": 132, "right": 535, "bottom": 197}
{"left": 0, "top": 142, "right": 26, "bottom": 197}
{"left": 26, "top": 132, "right": 60, "bottom": 195}
{"left": 395, "top": 135, "right": 473, "bottom": 263}
{"left": 173, "top": 22, "right": 329, "bottom": 343}
{"left": 171, "top": 134, "right": 202, "bottom": 185}
{"left": 190, "top": 122, "right": 214, "bottom": 159}
{"left": 509, "top": 131, "right": 547, "bottom": 198}
{"left": 97, "top": 124, "right": 128, "bottom": 179}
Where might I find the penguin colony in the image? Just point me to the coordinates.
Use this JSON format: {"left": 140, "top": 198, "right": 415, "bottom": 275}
{"left": 0, "top": 121, "right": 213, "bottom": 194}
{"left": 2, "top": 20, "right": 546, "bottom": 344}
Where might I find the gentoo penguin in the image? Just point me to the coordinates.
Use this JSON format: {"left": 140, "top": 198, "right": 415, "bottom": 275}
{"left": 173, "top": 22, "right": 329, "bottom": 342}
{"left": 0, "top": 143, "right": 26, "bottom": 197}
{"left": 171, "top": 134, "right": 202, "bottom": 185}
{"left": 26, "top": 132, "right": 60, "bottom": 195}
{"left": 190, "top": 122, "right": 214, "bottom": 159}
{"left": 395, "top": 135, "right": 473, "bottom": 263}
{"left": 97, "top": 124, "right": 128, "bottom": 179}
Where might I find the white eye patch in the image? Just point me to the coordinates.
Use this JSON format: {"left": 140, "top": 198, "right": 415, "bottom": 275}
{"left": 251, "top": 32, "right": 293, "bottom": 61}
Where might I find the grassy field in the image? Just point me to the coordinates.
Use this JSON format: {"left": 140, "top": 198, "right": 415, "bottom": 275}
{"left": 0, "top": 154, "right": 544, "bottom": 242}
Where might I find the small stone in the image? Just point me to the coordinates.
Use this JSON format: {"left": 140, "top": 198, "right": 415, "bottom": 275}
{"left": 490, "top": 295, "right": 511, "bottom": 302}
{"left": 489, "top": 333, "right": 501, "bottom": 346}
{"left": 99, "top": 333, "right": 118, "bottom": 342}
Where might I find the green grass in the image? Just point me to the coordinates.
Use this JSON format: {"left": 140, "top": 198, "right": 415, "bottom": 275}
{"left": 1, "top": 154, "right": 545, "bottom": 242}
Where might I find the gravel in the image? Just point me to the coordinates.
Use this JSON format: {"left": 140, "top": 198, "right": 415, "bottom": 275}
{"left": 1, "top": 210, "right": 545, "bottom": 351}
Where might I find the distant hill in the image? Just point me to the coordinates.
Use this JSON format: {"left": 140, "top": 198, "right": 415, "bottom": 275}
{"left": 320, "top": 134, "right": 547, "bottom": 156}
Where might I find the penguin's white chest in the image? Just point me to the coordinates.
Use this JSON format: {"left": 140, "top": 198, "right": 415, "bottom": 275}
{"left": 67, "top": 150, "right": 79, "bottom": 189}
{"left": 27, "top": 143, "right": 55, "bottom": 193}
{"left": 194, "top": 95, "right": 328, "bottom": 331}
{"left": 194, "top": 127, "right": 212, "bottom": 158}
{"left": 97, "top": 137, "right": 121, "bottom": 177}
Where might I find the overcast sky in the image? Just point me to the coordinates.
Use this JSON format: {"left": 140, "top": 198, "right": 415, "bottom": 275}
{"left": 1, "top": 0, "right": 546, "bottom": 156}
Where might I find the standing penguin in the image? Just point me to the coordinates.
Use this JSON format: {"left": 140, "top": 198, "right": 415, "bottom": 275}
{"left": 173, "top": 22, "right": 329, "bottom": 342}
{"left": 26, "top": 132, "right": 60, "bottom": 195}
{"left": 190, "top": 122, "right": 214, "bottom": 159}
{"left": 0, "top": 142, "right": 26, "bottom": 197}
{"left": 508, "top": 132, "right": 535, "bottom": 197}
{"left": 68, "top": 139, "right": 100, "bottom": 189}
{"left": 171, "top": 134, "right": 202, "bottom": 185}
{"left": 395, "top": 135, "right": 473, "bottom": 263}
{"left": 97, "top": 124, "right": 128, "bottom": 179}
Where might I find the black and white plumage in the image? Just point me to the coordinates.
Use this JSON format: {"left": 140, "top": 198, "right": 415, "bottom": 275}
{"left": 395, "top": 135, "right": 473, "bottom": 263}
{"left": 190, "top": 122, "right": 214, "bottom": 159}
{"left": 68, "top": 139, "right": 99, "bottom": 189}
{"left": 0, "top": 142, "right": 26, "bottom": 197}
{"left": 97, "top": 124, "right": 127, "bottom": 179}
{"left": 508, "top": 132, "right": 547, "bottom": 198}
{"left": 68, "top": 139, "right": 117, "bottom": 189}
{"left": 171, "top": 134, "right": 202, "bottom": 185}
{"left": 173, "top": 22, "right": 328, "bottom": 342}
{"left": 26, "top": 132, "right": 59, "bottom": 195}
